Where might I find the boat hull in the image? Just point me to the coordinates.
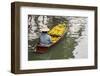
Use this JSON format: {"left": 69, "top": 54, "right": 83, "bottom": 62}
{"left": 36, "top": 46, "right": 49, "bottom": 53}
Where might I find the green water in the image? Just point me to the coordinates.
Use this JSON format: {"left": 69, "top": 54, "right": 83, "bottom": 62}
{"left": 28, "top": 33, "right": 78, "bottom": 61}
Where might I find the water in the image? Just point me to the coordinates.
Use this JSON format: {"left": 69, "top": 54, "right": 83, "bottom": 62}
{"left": 28, "top": 16, "right": 88, "bottom": 61}
{"left": 28, "top": 33, "right": 75, "bottom": 60}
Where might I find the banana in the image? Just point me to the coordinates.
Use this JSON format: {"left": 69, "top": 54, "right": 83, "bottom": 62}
{"left": 48, "top": 23, "right": 66, "bottom": 37}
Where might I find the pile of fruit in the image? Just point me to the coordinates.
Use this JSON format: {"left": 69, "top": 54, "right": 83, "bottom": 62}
{"left": 48, "top": 23, "right": 67, "bottom": 43}
{"left": 51, "top": 36, "right": 60, "bottom": 43}
{"left": 48, "top": 23, "right": 66, "bottom": 36}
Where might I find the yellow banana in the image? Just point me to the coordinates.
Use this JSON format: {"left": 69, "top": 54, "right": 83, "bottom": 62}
{"left": 48, "top": 23, "right": 66, "bottom": 37}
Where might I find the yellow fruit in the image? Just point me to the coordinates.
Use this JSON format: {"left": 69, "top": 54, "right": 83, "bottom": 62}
{"left": 51, "top": 36, "right": 60, "bottom": 43}
{"left": 48, "top": 23, "right": 67, "bottom": 43}
{"left": 48, "top": 23, "right": 66, "bottom": 36}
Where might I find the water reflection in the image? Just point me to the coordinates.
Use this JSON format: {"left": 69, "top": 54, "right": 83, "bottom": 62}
{"left": 28, "top": 16, "right": 88, "bottom": 60}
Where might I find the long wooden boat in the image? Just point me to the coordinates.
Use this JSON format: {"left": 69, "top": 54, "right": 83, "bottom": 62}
{"left": 36, "top": 23, "right": 68, "bottom": 53}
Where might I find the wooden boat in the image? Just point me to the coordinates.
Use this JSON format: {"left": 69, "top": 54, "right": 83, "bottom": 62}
{"left": 36, "top": 23, "right": 68, "bottom": 53}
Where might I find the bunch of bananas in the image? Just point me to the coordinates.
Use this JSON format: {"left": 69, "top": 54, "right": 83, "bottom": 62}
{"left": 51, "top": 36, "right": 60, "bottom": 43}
{"left": 48, "top": 23, "right": 66, "bottom": 36}
{"left": 48, "top": 23, "right": 67, "bottom": 43}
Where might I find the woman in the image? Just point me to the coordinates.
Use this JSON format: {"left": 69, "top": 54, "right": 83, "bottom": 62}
{"left": 40, "top": 27, "right": 52, "bottom": 46}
